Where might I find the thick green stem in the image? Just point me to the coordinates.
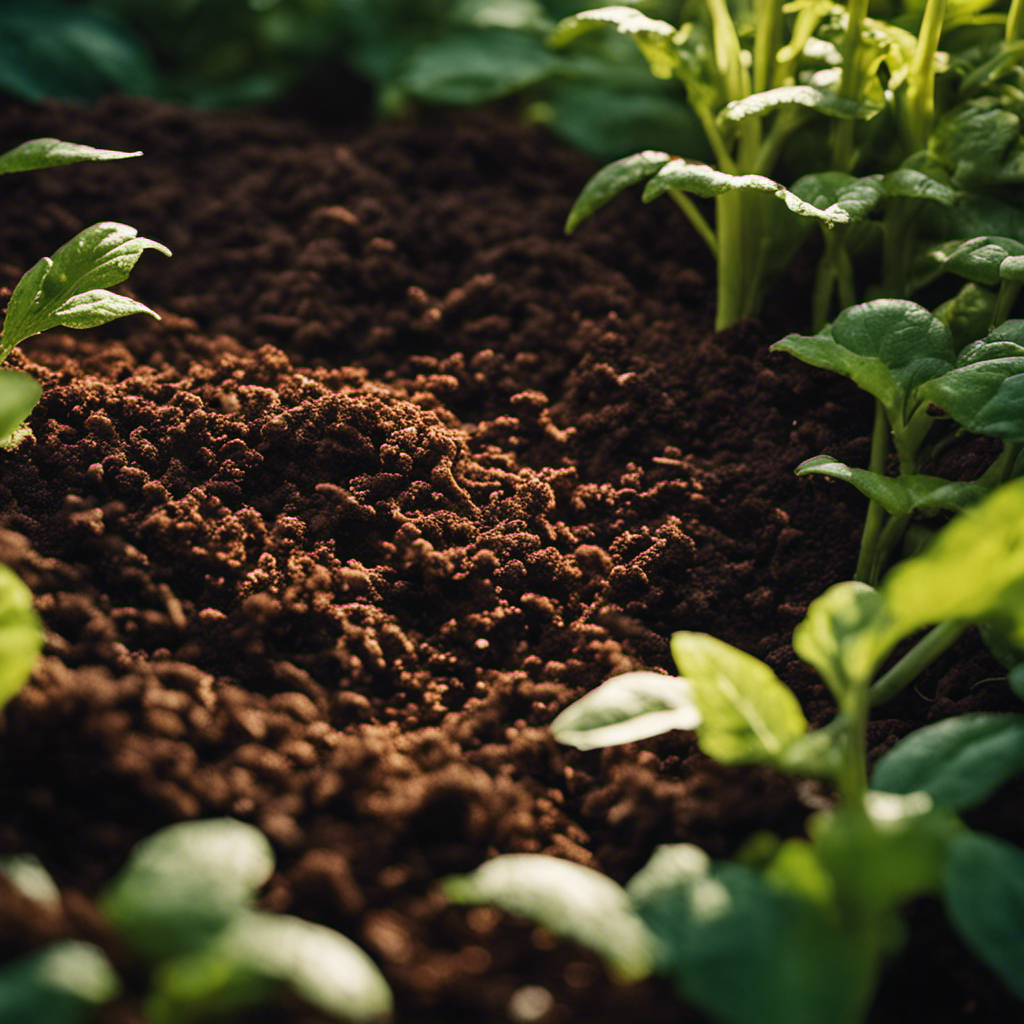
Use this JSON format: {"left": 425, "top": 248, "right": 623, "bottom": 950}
{"left": 870, "top": 620, "right": 969, "bottom": 706}
{"left": 854, "top": 401, "right": 891, "bottom": 583}
{"left": 833, "top": 0, "right": 870, "bottom": 169}
{"left": 753, "top": 0, "right": 784, "bottom": 96}
{"left": 904, "top": 0, "right": 948, "bottom": 151}
{"left": 1001, "top": 441, "right": 1022, "bottom": 483}
{"left": 714, "top": 189, "right": 747, "bottom": 329}
{"left": 868, "top": 511, "right": 911, "bottom": 582}
{"left": 993, "top": 279, "right": 1023, "bottom": 327}
{"left": 1008, "top": 0, "right": 1024, "bottom": 45}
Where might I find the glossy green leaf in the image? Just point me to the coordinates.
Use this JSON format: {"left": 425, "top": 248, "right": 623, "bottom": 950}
{"left": 927, "top": 236, "right": 1024, "bottom": 287}
{"left": 932, "top": 101, "right": 1020, "bottom": 188}
{"left": 718, "top": 85, "right": 873, "bottom": 127}
{"left": 626, "top": 844, "right": 870, "bottom": 1024}
{"left": 772, "top": 300, "right": 955, "bottom": 422}
{"left": 872, "top": 713, "right": 1024, "bottom": 811}
{"left": 791, "top": 171, "right": 884, "bottom": 220}
{"left": 2, "top": 222, "right": 169, "bottom": 359}
{"left": 669, "top": 633, "right": 807, "bottom": 766}
{"left": 795, "top": 456, "right": 987, "bottom": 516}
{"left": 880, "top": 477, "right": 1024, "bottom": 649}
{"left": 400, "top": 29, "right": 559, "bottom": 105}
{"left": 548, "top": 7, "right": 680, "bottom": 79}
{"left": 792, "top": 582, "right": 888, "bottom": 701}
{"left": 550, "top": 671, "right": 700, "bottom": 750}
{"left": 881, "top": 167, "right": 958, "bottom": 205}
{"left": 0, "top": 369, "right": 41, "bottom": 446}
{"left": 147, "top": 912, "right": 393, "bottom": 1024}
{"left": 101, "top": 818, "right": 275, "bottom": 962}
{"left": 944, "top": 831, "right": 1024, "bottom": 999}
{"left": 0, "top": 138, "right": 140, "bottom": 176}
{"left": 445, "top": 854, "right": 655, "bottom": 981}
{"left": 565, "top": 150, "right": 674, "bottom": 233}
{"left": 809, "top": 792, "right": 961, "bottom": 916}
{"left": 0, "top": 854, "right": 60, "bottom": 906}
{"left": 0, "top": 562, "right": 42, "bottom": 708}
{"left": 643, "top": 161, "right": 851, "bottom": 225}
{"left": 0, "top": 941, "right": 120, "bottom": 1024}
{"left": 933, "top": 282, "right": 998, "bottom": 350}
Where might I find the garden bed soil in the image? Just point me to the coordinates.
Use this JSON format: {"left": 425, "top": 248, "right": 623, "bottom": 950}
{"left": 0, "top": 93, "right": 1018, "bottom": 1023}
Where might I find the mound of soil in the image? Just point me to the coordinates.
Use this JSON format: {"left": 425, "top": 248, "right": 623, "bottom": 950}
{"left": 0, "top": 93, "right": 1017, "bottom": 1023}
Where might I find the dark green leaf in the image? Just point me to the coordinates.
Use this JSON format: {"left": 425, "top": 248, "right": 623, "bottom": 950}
{"left": 944, "top": 831, "right": 1024, "bottom": 999}
{"left": 872, "top": 713, "right": 1024, "bottom": 811}
{"left": 101, "top": 818, "right": 275, "bottom": 961}
{"left": 669, "top": 632, "right": 807, "bottom": 766}
{"left": 0, "top": 941, "right": 119, "bottom": 1024}
{"left": 565, "top": 150, "right": 673, "bottom": 233}
{"left": 933, "top": 282, "right": 998, "bottom": 350}
{"left": 932, "top": 101, "right": 1020, "bottom": 188}
{"left": 445, "top": 854, "right": 655, "bottom": 981}
{"left": 0, "top": 368, "right": 41, "bottom": 445}
{"left": 0, "top": 138, "right": 140, "bottom": 176}
{"left": 1, "top": 222, "right": 170, "bottom": 358}
{"left": 0, "top": 562, "right": 42, "bottom": 708}
{"left": 147, "top": 912, "right": 393, "bottom": 1024}
{"left": 626, "top": 844, "right": 870, "bottom": 1024}
{"left": 550, "top": 671, "right": 700, "bottom": 750}
{"left": 881, "top": 167, "right": 957, "bottom": 205}
{"left": 927, "top": 236, "right": 1024, "bottom": 287}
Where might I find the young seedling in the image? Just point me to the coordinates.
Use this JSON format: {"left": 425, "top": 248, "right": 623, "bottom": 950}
{"left": 447, "top": 478, "right": 1024, "bottom": 1024}
{"left": 0, "top": 138, "right": 169, "bottom": 448}
{"left": 0, "top": 818, "right": 394, "bottom": 1024}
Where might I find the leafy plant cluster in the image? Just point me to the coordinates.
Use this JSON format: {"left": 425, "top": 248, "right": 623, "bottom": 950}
{"left": 0, "top": 818, "right": 393, "bottom": 1023}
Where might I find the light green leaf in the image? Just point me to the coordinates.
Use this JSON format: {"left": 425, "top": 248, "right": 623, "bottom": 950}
{"left": 809, "top": 792, "right": 961, "bottom": 917}
{"left": 669, "top": 633, "right": 807, "bottom": 766}
{"left": 792, "top": 582, "right": 888, "bottom": 701}
{"left": 881, "top": 167, "right": 958, "bottom": 206}
{"left": 626, "top": 844, "right": 870, "bottom": 1024}
{"left": 719, "top": 85, "right": 874, "bottom": 127}
{"left": 147, "top": 913, "right": 393, "bottom": 1024}
{"left": 879, "top": 477, "right": 1024, "bottom": 644}
{"left": 0, "top": 138, "right": 140, "bottom": 176}
{"left": 772, "top": 300, "right": 955, "bottom": 423}
{"left": 643, "top": 161, "right": 851, "bottom": 225}
{"left": 548, "top": 7, "right": 681, "bottom": 79}
{"left": 2, "top": 222, "right": 169, "bottom": 359}
{"left": 944, "top": 831, "right": 1024, "bottom": 999}
{"left": 0, "top": 854, "right": 60, "bottom": 906}
{"left": 550, "top": 671, "right": 700, "bottom": 750}
{"left": 795, "top": 456, "right": 987, "bottom": 516}
{"left": 0, "top": 941, "right": 120, "bottom": 1024}
{"left": 565, "top": 150, "right": 674, "bottom": 233}
{"left": 0, "top": 562, "right": 42, "bottom": 709}
{"left": 0, "top": 369, "right": 41, "bottom": 446}
{"left": 445, "top": 854, "right": 655, "bottom": 981}
{"left": 872, "top": 713, "right": 1024, "bottom": 811}
{"left": 101, "top": 818, "right": 275, "bottom": 962}
{"left": 933, "top": 282, "right": 998, "bottom": 350}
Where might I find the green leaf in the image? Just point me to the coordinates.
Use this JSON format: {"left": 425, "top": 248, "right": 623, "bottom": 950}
{"left": 0, "top": 138, "right": 141, "bottom": 176}
{"left": 881, "top": 167, "right": 958, "bottom": 206}
{"left": 445, "top": 854, "right": 655, "bottom": 981}
{"left": 669, "top": 633, "right": 807, "bottom": 766}
{"left": 795, "top": 456, "right": 987, "bottom": 516}
{"left": 147, "top": 912, "right": 393, "bottom": 1024}
{"left": 0, "top": 562, "right": 42, "bottom": 708}
{"left": 0, "top": 369, "right": 41, "bottom": 446}
{"left": 880, "top": 477, "right": 1024, "bottom": 645}
{"left": 101, "top": 818, "right": 275, "bottom": 962}
{"left": 0, "top": 854, "right": 60, "bottom": 906}
{"left": 932, "top": 101, "right": 1021, "bottom": 188}
{"left": 944, "top": 831, "right": 1024, "bottom": 999}
{"left": 719, "top": 85, "right": 874, "bottom": 127}
{"left": 400, "top": 29, "right": 560, "bottom": 105}
{"left": 565, "top": 150, "right": 674, "bottom": 233}
{"left": 927, "top": 236, "right": 1024, "bottom": 287}
{"left": 790, "top": 171, "right": 884, "bottom": 220}
{"left": 933, "top": 282, "right": 998, "bottom": 350}
{"left": 548, "top": 7, "right": 681, "bottom": 79}
{"left": 0, "top": 941, "right": 120, "bottom": 1024}
{"left": 772, "top": 300, "right": 955, "bottom": 424}
{"left": 643, "top": 161, "right": 851, "bottom": 225}
{"left": 550, "top": 671, "right": 700, "bottom": 750}
{"left": 1, "top": 221, "right": 170, "bottom": 359}
{"left": 872, "top": 714, "right": 1024, "bottom": 811}
{"left": 792, "top": 582, "right": 888, "bottom": 701}
{"left": 809, "top": 792, "right": 961, "bottom": 916}
{"left": 626, "top": 844, "right": 870, "bottom": 1024}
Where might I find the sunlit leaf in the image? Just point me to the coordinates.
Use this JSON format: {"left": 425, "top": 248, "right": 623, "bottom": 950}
{"left": 0, "top": 562, "right": 42, "bottom": 708}
{"left": 0, "top": 369, "right": 41, "bottom": 446}
{"left": 719, "top": 85, "right": 874, "bottom": 127}
{"left": 0, "top": 138, "right": 140, "bottom": 176}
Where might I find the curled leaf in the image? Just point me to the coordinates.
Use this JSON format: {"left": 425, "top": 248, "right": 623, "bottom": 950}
{"left": 0, "top": 138, "right": 140, "bottom": 176}
{"left": 565, "top": 150, "right": 673, "bottom": 233}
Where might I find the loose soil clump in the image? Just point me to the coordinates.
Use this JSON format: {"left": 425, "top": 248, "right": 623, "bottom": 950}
{"left": 0, "top": 94, "right": 1017, "bottom": 1023}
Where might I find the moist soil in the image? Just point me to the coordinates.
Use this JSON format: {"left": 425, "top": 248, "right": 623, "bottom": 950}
{"left": 0, "top": 92, "right": 1018, "bottom": 1024}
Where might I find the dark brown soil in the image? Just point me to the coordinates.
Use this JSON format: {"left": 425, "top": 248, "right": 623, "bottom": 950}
{"left": 0, "top": 93, "right": 1018, "bottom": 1023}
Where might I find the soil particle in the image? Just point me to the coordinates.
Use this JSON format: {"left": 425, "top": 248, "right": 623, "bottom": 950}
{"left": 0, "top": 95, "right": 1016, "bottom": 1021}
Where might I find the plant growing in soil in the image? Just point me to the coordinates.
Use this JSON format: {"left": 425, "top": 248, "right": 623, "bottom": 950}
{"left": 447, "top": 477, "right": 1024, "bottom": 1024}
{"left": 0, "top": 818, "right": 393, "bottom": 1024}
{"left": 0, "top": 137, "right": 169, "bottom": 448}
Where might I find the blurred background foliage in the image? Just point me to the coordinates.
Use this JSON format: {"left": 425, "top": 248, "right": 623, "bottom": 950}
{"left": 0, "top": 0, "right": 709, "bottom": 161}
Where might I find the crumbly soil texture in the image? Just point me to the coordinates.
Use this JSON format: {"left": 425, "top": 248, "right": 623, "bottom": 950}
{"left": 0, "top": 94, "right": 1018, "bottom": 1024}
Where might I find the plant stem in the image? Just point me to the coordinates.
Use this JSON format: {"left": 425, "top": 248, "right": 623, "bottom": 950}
{"left": 668, "top": 189, "right": 719, "bottom": 256}
{"left": 904, "top": 0, "right": 948, "bottom": 151}
{"left": 854, "top": 401, "right": 891, "bottom": 583}
{"left": 1008, "top": 0, "right": 1024, "bottom": 45}
{"left": 1001, "top": 441, "right": 1022, "bottom": 483}
{"left": 868, "top": 511, "right": 911, "bottom": 582}
{"left": 869, "top": 620, "right": 968, "bottom": 706}
{"left": 993, "top": 279, "right": 1023, "bottom": 327}
{"left": 714, "top": 189, "right": 746, "bottom": 329}
{"left": 833, "top": 0, "right": 870, "bottom": 169}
